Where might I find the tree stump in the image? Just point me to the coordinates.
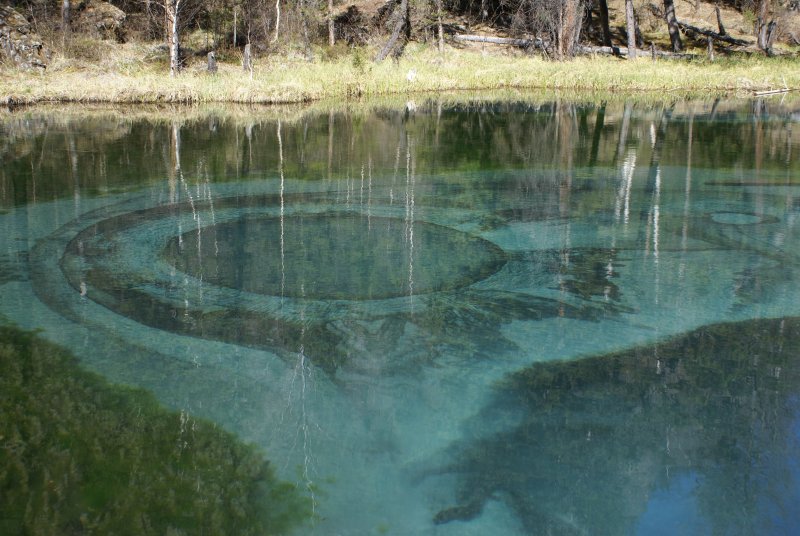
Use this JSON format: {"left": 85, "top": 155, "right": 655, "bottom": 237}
{"left": 207, "top": 51, "right": 217, "bottom": 73}
{"left": 243, "top": 43, "right": 251, "bottom": 72}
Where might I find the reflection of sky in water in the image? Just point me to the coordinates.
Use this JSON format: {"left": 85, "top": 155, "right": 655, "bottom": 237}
{"left": 636, "top": 473, "right": 710, "bottom": 536}
{"left": 2, "top": 100, "right": 800, "bottom": 534}
{"left": 758, "top": 396, "right": 800, "bottom": 535}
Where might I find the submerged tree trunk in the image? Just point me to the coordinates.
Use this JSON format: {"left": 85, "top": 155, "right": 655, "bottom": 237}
{"left": 663, "top": 0, "right": 682, "bottom": 51}
{"left": 625, "top": 0, "right": 637, "bottom": 59}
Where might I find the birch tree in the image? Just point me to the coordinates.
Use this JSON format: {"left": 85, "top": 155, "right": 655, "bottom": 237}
{"left": 158, "top": 0, "right": 201, "bottom": 76}
{"left": 165, "top": 0, "right": 182, "bottom": 76}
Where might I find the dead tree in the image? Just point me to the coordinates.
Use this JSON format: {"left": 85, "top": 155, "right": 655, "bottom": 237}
{"left": 375, "top": 0, "right": 410, "bottom": 62}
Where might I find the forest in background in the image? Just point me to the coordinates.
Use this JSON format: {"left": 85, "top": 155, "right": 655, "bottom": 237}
{"left": 3, "top": 0, "right": 799, "bottom": 77}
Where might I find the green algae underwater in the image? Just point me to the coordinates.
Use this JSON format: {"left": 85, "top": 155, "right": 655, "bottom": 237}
{"left": 0, "top": 325, "right": 312, "bottom": 535}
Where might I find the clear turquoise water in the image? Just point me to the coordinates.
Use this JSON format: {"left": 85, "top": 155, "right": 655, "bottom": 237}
{"left": 2, "top": 98, "right": 800, "bottom": 534}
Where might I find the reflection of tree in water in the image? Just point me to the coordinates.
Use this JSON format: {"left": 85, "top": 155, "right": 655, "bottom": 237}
{"left": 553, "top": 248, "right": 624, "bottom": 302}
{"left": 433, "top": 317, "right": 800, "bottom": 535}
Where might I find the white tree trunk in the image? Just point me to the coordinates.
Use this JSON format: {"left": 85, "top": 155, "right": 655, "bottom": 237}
{"left": 169, "top": 0, "right": 181, "bottom": 77}
{"left": 273, "top": 0, "right": 281, "bottom": 43}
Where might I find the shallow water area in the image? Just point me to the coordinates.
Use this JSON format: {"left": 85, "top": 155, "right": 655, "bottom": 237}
{"left": 3, "top": 96, "right": 800, "bottom": 534}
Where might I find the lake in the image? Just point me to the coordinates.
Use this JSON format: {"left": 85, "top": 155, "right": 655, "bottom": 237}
{"left": 2, "top": 95, "right": 800, "bottom": 535}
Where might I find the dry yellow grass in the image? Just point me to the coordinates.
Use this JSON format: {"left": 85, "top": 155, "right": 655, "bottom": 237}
{"left": 1, "top": 42, "right": 798, "bottom": 105}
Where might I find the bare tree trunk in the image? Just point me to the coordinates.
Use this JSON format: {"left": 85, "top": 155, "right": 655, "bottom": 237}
{"left": 233, "top": 7, "right": 237, "bottom": 46}
{"left": 758, "top": 19, "right": 776, "bottom": 55}
{"left": 435, "top": 0, "right": 444, "bottom": 52}
{"left": 273, "top": 0, "right": 281, "bottom": 43}
{"left": 404, "top": 0, "right": 411, "bottom": 41}
{"left": 144, "top": 0, "right": 152, "bottom": 38}
{"left": 598, "top": 0, "right": 612, "bottom": 46}
{"left": 243, "top": 43, "right": 251, "bottom": 71}
{"left": 663, "top": 0, "right": 682, "bottom": 51}
{"left": 755, "top": 0, "right": 774, "bottom": 54}
{"left": 299, "top": 0, "right": 313, "bottom": 59}
{"left": 715, "top": 5, "right": 726, "bottom": 35}
{"left": 328, "top": 0, "right": 335, "bottom": 46}
{"left": 62, "top": 0, "right": 70, "bottom": 31}
{"left": 168, "top": 0, "right": 182, "bottom": 77}
{"left": 557, "top": 1, "right": 564, "bottom": 59}
{"left": 563, "top": 0, "right": 580, "bottom": 57}
{"left": 375, "top": 0, "right": 410, "bottom": 62}
{"left": 625, "top": 0, "right": 637, "bottom": 59}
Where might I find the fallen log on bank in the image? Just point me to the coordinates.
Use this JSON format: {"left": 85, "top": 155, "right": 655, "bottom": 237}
{"left": 676, "top": 21, "right": 750, "bottom": 46}
{"left": 454, "top": 34, "right": 696, "bottom": 59}
{"left": 453, "top": 34, "right": 545, "bottom": 49}
{"left": 577, "top": 45, "right": 695, "bottom": 59}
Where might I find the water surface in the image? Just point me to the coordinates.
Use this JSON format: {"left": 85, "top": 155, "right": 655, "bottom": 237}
{"left": 2, "top": 97, "right": 800, "bottom": 534}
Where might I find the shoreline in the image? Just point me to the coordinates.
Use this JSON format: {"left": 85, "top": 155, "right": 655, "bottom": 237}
{"left": 2, "top": 44, "right": 798, "bottom": 106}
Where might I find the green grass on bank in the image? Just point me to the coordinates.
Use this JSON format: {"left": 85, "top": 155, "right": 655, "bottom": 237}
{"left": 0, "top": 325, "right": 312, "bottom": 535}
{"left": 1, "top": 42, "right": 799, "bottom": 105}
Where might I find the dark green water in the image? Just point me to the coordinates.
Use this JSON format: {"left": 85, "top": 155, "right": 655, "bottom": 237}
{"left": 1, "top": 97, "right": 800, "bottom": 534}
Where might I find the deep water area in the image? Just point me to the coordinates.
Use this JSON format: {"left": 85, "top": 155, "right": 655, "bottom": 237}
{"left": 2, "top": 97, "right": 800, "bottom": 534}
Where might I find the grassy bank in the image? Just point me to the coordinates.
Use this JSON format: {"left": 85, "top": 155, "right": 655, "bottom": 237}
{"left": 1, "top": 43, "right": 798, "bottom": 105}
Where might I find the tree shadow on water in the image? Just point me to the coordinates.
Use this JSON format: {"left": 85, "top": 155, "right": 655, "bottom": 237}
{"left": 432, "top": 317, "right": 800, "bottom": 535}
